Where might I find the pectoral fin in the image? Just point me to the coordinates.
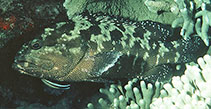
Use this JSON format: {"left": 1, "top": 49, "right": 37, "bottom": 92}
{"left": 89, "top": 51, "right": 122, "bottom": 77}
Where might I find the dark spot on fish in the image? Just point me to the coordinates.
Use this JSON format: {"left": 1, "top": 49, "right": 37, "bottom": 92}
{"left": 89, "top": 26, "right": 101, "bottom": 35}
{"left": 134, "top": 41, "right": 142, "bottom": 49}
{"left": 110, "top": 29, "right": 123, "bottom": 41}
{"left": 88, "top": 18, "right": 100, "bottom": 26}
{"left": 80, "top": 30, "right": 91, "bottom": 41}
{"left": 123, "top": 34, "right": 131, "bottom": 44}
{"left": 81, "top": 22, "right": 85, "bottom": 25}
{"left": 58, "top": 22, "right": 75, "bottom": 35}
{"left": 170, "top": 27, "right": 183, "bottom": 41}
{"left": 133, "top": 26, "right": 145, "bottom": 39}
{"left": 147, "top": 38, "right": 156, "bottom": 47}
{"left": 163, "top": 41, "right": 174, "bottom": 49}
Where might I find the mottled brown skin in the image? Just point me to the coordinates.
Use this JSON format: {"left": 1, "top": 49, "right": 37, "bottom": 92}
{"left": 13, "top": 12, "right": 208, "bottom": 83}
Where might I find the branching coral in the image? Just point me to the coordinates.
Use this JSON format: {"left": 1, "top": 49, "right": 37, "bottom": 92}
{"left": 172, "top": 0, "right": 211, "bottom": 46}
{"left": 150, "top": 54, "right": 211, "bottom": 108}
{"left": 195, "top": 3, "right": 211, "bottom": 46}
{"left": 194, "top": 0, "right": 211, "bottom": 8}
{"left": 171, "top": 0, "right": 195, "bottom": 40}
{"left": 87, "top": 79, "right": 162, "bottom": 109}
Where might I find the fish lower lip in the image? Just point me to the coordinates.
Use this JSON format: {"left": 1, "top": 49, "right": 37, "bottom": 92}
{"left": 12, "top": 63, "right": 27, "bottom": 74}
{"left": 14, "top": 63, "right": 31, "bottom": 75}
{"left": 14, "top": 64, "right": 26, "bottom": 73}
{"left": 18, "top": 69, "right": 28, "bottom": 74}
{"left": 13, "top": 59, "right": 27, "bottom": 70}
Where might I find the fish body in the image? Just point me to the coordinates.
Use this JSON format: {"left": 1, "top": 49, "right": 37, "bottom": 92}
{"left": 13, "top": 12, "right": 208, "bottom": 84}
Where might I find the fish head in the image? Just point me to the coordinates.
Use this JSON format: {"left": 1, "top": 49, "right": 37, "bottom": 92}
{"left": 13, "top": 22, "right": 87, "bottom": 81}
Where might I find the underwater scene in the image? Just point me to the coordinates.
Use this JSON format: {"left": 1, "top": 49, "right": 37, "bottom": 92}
{"left": 0, "top": 0, "right": 211, "bottom": 108}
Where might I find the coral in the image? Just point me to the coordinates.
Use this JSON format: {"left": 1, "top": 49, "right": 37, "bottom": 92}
{"left": 195, "top": 3, "right": 211, "bottom": 46}
{"left": 171, "top": 0, "right": 195, "bottom": 40}
{"left": 150, "top": 54, "right": 211, "bottom": 108}
{"left": 172, "top": 0, "right": 211, "bottom": 46}
{"left": 194, "top": 0, "right": 210, "bottom": 8}
{"left": 87, "top": 79, "right": 162, "bottom": 109}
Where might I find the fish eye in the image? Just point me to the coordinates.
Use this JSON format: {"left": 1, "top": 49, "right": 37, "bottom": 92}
{"left": 31, "top": 39, "right": 42, "bottom": 50}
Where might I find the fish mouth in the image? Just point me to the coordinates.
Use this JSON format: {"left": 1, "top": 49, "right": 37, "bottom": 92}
{"left": 12, "top": 56, "right": 52, "bottom": 78}
{"left": 13, "top": 59, "right": 38, "bottom": 77}
{"left": 13, "top": 57, "right": 28, "bottom": 73}
{"left": 13, "top": 63, "right": 29, "bottom": 74}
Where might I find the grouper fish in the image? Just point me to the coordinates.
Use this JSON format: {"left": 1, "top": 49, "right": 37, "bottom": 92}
{"left": 13, "top": 12, "right": 208, "bottom": 89}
